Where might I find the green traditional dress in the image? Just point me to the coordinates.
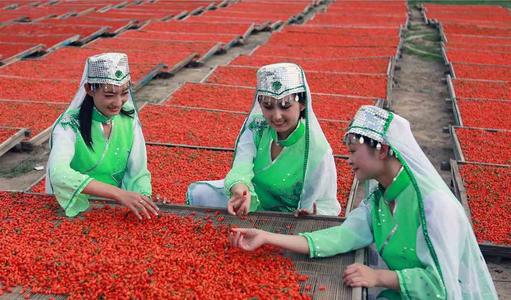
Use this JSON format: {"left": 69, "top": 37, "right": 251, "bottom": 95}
{"left": 299, "top": 105, "right": 497, "bottom": 299}
{"left": 187, "top": 63, "right": 341, "bottom": 216}
{"left": 225, "top": 117, "right": 306, "bottom": 212}
{"left": 46, "top": 53, "right": 151, "bottom": 217}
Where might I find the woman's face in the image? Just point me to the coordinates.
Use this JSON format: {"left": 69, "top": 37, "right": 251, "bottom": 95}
{"left": 346, "top": 136, "right": 384, "bottom": 181}
{"left": 259, "top": 94, "right": 305, "bottom": 138}
{"left": 86, "top": 83, "right": 129, "bottom": 117}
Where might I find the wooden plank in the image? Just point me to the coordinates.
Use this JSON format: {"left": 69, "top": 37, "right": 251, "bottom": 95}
{"left": 218, "top": 0, "right": 230, "bottom": 8}
{"left": 0, "top": 44, "right": 44, "bottom": 66}
{"left": 172, "top": 10, "right": 189, "bottom": 20}
{"left": 166, "top": 52, "right": 197, "bottom": 74}
{"left": 386, "top": 57, "right": 395, "bottom": 108}
{"left": 196, "top": 42, "right": 223, "bottom": 65}
{"left": 447, "top": 75, "right": 463, "bottom": 126}
{"left": 75, "top": 26, "right": 110, "bottom": 45}
{"left": 449, "top": 125, "right": 465, "bottom": 162}
{"left": 222, "top": 36, "right": 241, "bottom": 50}
{"left": 205, "top": 2, "right": 217, "bottom": 11}
{"left": 440, "top": 42, "right": 449, "bottom": 66}
{"left": 242, "top": 23, "right": 256, "bottom": 41}
{"left": 29, "top": 126, "right": 51, "bottom": 146}
{"left": 0, "top": 127, "right": 28, "bottom": 157}
{"left": 189, "top": 6, "right": 205, "bottom": 16}
{"left": 132, "top": 63, "right": 166, "bottom": 92}
{"left": 270, "top": 20, "right": 284, "bottom": 31}
{"left": 447, "top": 62, "right": 456, "bottom": 79}
{"left": 45, "top": 34, "right": 80, "bottom": 52}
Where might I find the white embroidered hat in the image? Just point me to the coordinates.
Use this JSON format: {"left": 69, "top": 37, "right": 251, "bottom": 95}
{"left": 344, "top": 105, "right": 393, "bottom": 144}
{"left": 86, "top": 52, "right": 130, "bottom": 86}
{"left": 256, "top": 63, "right": 306, "bottom": 99}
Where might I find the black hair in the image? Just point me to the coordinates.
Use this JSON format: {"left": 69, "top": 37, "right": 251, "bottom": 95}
{"left": 78, "top": 83, "right": 135, "bottom": 149}
{"left": 296, "top": 92, "right": 306, "bottom": 119}
{"left": 346, "top": 133, "right": 395, "bottom": 157}
{"left": 256, "top": 92, "right": 307, "bottom": 119}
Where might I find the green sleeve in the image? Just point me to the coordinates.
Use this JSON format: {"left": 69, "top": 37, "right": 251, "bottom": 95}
{"left": 48, "top": 122, "right": 93, "bottom": 217}
{"left": 396, "top": 267, "right": 446, "bottom": 300}
{"left": 299, "top": 202, "right": 374, "bottom": 258}
{"left": 224, "top": 119, "right": 266, "bottom": 212}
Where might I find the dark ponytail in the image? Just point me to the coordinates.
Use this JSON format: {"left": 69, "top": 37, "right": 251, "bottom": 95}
{"left": 297, "top": 92, "right": 306, "bottom": 119}
{"left": 78, "top": 94, "right": 95, "bottom": 149}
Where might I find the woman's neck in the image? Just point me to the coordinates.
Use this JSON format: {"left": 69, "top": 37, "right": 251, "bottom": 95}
{"left": 376, "top": 160, "right": 403, "bottom": 188}
{"left": 277, "top": 121, "right": 300, "bottom": 140}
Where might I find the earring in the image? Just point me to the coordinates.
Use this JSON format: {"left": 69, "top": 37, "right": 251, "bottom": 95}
{"left": 389, "top": 149, "right": 394, "bottom": 156}
{"left": 295, "top": 94, "right": 299, "bottom": 102}
{"left": 376, "top": 143, "right": 382, "bottom": 151}
{"left": 358, "top": 136, "right": 364, "bottom": 144}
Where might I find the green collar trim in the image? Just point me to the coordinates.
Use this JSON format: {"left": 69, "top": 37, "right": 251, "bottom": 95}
{"left": 381, "top": 166, "right": 410, "bottom": 202}
{"left": 271, "top": 120, "right": 305, "bottom": 147}
{"left": 92, "top": 106, "right": 112, "bottom": 123}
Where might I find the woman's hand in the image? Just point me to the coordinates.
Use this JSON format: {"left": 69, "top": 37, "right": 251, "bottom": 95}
{"left": 294, "top": 202, "right": 317, "bottom": 217}
{"left": 343, "top": 263, "right": 379, "bottom": 288}
{"left": 227, "top": 183, "right": 251, "bottom": 216}
{"left": 343, "top": 263, "right": 399, "bottom": 290}
{"left": 116, "top": 190, "right": 159, "bottom": 220}
{"left": 229, "top": 228, "right": 268, "bottom": 251}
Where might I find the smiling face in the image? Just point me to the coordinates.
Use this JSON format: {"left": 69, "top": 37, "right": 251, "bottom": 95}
{"left": 258, "top": 93, "right": 305, "bottom": 139}
{"left": 85, "top": 83, "right": 129, "bottom": 117}
{"left": 346, "top": 134, "right": 386, "bottom": 181}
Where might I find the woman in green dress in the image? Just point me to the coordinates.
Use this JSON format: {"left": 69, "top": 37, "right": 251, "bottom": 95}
{"left": 230, "top": 105, "right": 497, "bottom": 299}
{"left": 46, "top": 52, "right": 158, "bottom": 220}
{"left": 187, "top": 63, "right": 341, "bottom": 216}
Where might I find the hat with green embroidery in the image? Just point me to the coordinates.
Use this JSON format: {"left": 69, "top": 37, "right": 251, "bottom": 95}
{"left": 256, "top": 63, "right": 306, "bottom": 99}
{"left": 344, "top": 105, "right": 393, "bottom": 145}
{"left": 86, "top": 52, "right": 130, "bottom": 86}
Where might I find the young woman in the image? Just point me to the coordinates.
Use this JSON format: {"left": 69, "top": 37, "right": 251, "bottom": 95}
{"left": 187, "top": 63, "right": 341, "bottom": 216}
{"left": 230, "top": 106, "right": 497, "bottom": 299}
{"left": 46, "top": 52, "right": 158, "bottom": 220}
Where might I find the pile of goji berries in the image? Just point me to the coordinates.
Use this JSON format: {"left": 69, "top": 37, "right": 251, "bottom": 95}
{"left": 231, "top": 55, "right": 390, "bottom": 74}
{"left": 458, "top": 99, "right": 511, "bottom": 130}
{"left": 140, "top": 105, "right": 245, "bottom": 148}
{"left": 459, "top": 164, "right": 511, "bottom": 246}
{"left": 452, "top": 63, "right": 511, "bottom": 82}
{"left": 147, "top": 146, "right": 232, "bottom": 204}
{"left": 454, "top": 79, "right": 511, "bottom": 101}
{"left": 0, "top": 192, "right": 311, "bottom": 299}
{"left": 455, "top": 127, "right": 511, "bottom": 165}
{"left": 167, "top": 82, "right": 254, "bottom": 112}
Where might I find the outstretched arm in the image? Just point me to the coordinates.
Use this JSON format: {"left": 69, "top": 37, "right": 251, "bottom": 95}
{"left": 229, "top": 228, "right": 309, "bottom": 254}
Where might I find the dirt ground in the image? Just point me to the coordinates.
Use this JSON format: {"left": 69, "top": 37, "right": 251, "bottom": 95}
{"left": 392, "top": 7, "right": 511, "bottom": 298}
